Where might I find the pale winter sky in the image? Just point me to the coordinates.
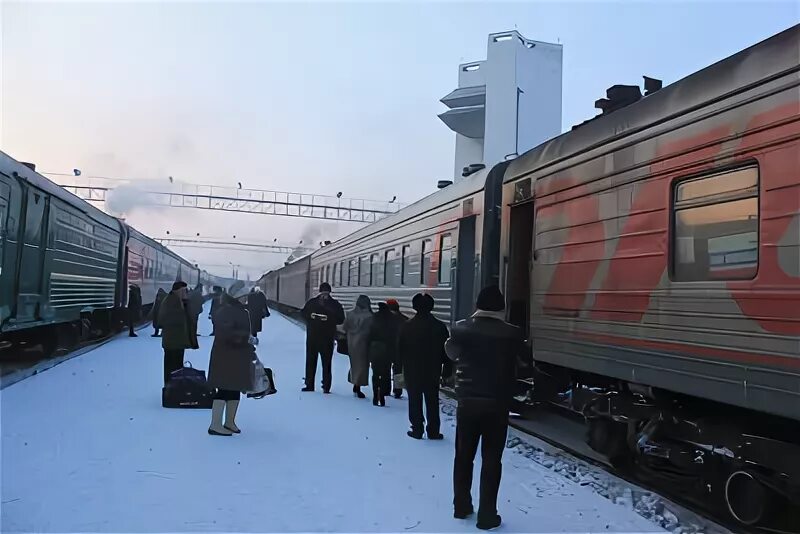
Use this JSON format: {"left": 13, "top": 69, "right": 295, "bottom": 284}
{"left": 1, "top": 1, "right": 797, "bottom": 279}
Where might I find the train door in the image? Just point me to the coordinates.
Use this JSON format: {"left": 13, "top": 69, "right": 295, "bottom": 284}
{"left": 454, "top": 216, "right": 477, "bottom": 320}
{"left": 507, "top": 201, "right": 535, "bottom": 339}
{"left": 0, "top": 182, "right": 9, "bottom": 278}
{"left": 16, "top": 189, "right": 49, "bottom": 322}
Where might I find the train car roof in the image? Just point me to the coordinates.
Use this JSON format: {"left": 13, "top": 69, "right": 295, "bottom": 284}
{"left": 0, "top": 150, "right": 122, "bottom": 231}
{"left": 312, "top": 167, "right": 490, "bottom": 260}
{"left": 505, "top": 24, "right": 800, "bottom": 184}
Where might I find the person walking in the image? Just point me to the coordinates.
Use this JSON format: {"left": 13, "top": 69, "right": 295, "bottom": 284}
{"left": 301, "top": 282, "right": 344, "bottom": 393}
{"left": 246, "top": 287, "right": 270, "bottom": 341}
{"left": 187, "top": 283, "right": 205, "bottom": 340}
{"left": 398, "top": 293, "right": 449, "bottom": 440}
{"left": 127, "top": 284, "right": 142, "bottom": 337}
{"left": 157, "top": 281, "right": 195, "bottom": 385}
{"left": 367, "top": 302, "right": 399, "bottom": 407}
{"left": 207, "top": 293, "right": 256, "bottom": 436}
{"left": 386, "top": 298, "right": 407, "bottom": 398}
{"left": 150, "top": 288, "right": 167, "bottom": 337}
{"left": 445, "top": 286, "right": 524, "bottom": 530}
{"left": 342, "top": 294, "right": 372, "bottom": 398}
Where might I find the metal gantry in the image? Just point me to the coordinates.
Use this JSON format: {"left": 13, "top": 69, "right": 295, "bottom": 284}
{"left": 54, "top": 175, "right": 404, "bottom": 222}
{"left": 155, "top": 237, "right": 315, "bottom": 254}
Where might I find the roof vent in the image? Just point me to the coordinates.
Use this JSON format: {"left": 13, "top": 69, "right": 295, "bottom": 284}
{"left": 595, "top": 84, "right": 642, "bottom": 115}
{"left": 437, "top": 180, "right": 453, "bottom": 189}
{"left": 21, "top": 162, "right": 36, "bottom": 171}
{"left": 643, "top": 76, "right": 662, "bottom": 96}
{"left": 461, "top": 163, "right": 486, "bottom": 177}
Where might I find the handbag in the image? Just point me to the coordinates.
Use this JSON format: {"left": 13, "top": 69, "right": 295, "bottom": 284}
{"left": 336, "top": 332, "right": 349, "bottom": 355}
{"left": 162, "top": 361, "right": 214, "bottom": 409}
{"left": 246, "top": 358, "right": 277, "bottom": 399}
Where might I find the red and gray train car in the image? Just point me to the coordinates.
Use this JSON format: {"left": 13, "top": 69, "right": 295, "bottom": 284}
{"left": 0, "top": 151, "right": 225, "bottom": 353}
{"left": 259, "top": 26, "right": 799, "bottom": 525}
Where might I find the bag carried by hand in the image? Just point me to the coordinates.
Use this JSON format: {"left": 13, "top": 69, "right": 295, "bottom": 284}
{"left": 162, "top": 361, "right": 214, "bottom": 409}
{"left": 246, "top": 358, "right": 277, "bottom": 399}
{"left": 393, "top": 373, "right": 405, "bottom": 390}
{"left": 335, "top": 331, "right": 349, "bottom": 355}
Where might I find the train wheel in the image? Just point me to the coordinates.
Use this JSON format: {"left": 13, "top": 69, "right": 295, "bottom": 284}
{"left": 724, "top": 470, "right": 769, "bottom": 526}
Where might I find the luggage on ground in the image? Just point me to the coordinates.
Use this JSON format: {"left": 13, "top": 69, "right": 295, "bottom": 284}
{"left": 162, "top": 361, "right": 214, "bottom": 409}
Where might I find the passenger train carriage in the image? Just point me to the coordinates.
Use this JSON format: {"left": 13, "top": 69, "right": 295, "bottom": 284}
{"left": 0, "top": 151, "right": 228, "bottom": 353}
{"left": 260, "top": 26, "right": 799, "bottom": 525}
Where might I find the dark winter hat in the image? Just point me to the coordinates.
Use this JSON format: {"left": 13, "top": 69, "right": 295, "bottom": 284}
{"left": 319, "top": 282, "right": 332, "bottom": 293}
{"left": 172, "top": 281, "right": 188, "bottom": 291}
{"left": 476, "top": 285, "right": 505, "bottom": 312}
{"left": 412, "top": 293, "right": 434, "bottom": 313}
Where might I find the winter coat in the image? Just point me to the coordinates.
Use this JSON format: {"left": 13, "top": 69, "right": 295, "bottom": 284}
{"left": 207, "top": 298, "right": 256, "bottom": 392}
{"left": 368, "top": 306, "right": 400, "bottom": 368}
{"left": 157, "top": 291, "right": 193, "bottom": 351}
{"left": 445, "top": 313, "right": 524, "bottom": 409}
{"left": 151, "top": 289, "right": 167, "bottom": 328}
{"left": 246, "top": 290, "right": 269, "bottom": 333}
{"left": 389, "top": 310, "right": 408, "bottom": 373}
{"left": 343, "top": 295, "right": 372, "bottom": 386}
{"left": 209, "top": 292, "right": 223, "bottom": 319}
{"left": 302, "top": 293, "right": 345, "bottom": 342}
{"left": 187, "top": 287, "right": 204, "bottom": 318}
{"left": 398, "top": 310, "right": 449, "bottom": 388}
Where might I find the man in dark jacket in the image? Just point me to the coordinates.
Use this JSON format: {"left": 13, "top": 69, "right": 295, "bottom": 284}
{"left": 158, "top": 281, "right": 194, "bottom": 385}
{"left": 127, "top": 284, "right": 142, "bottom": 337}
{"left": 386, "top": 298, "right": 407, "bottom": 399}
{"left": 151, "top": 288, "right": 167, "bottom": 337}
{"left": 398, "top": 293, "right": 449, "bottom": 440}
{"left": 301, "top": 282, "right": 344, "bottom": 393}
{"left": 209, "top": 286, "right": 223, "bottom": 336}
{"left": 246, "top": 287, "right": 270, "bottom": 340}
{"left": 444, "top": 286, "right": 525, "bottom": 531}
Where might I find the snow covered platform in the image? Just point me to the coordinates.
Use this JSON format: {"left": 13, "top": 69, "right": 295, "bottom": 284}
{"left": 2, "top": 306, "right": 664, "bottom": 532}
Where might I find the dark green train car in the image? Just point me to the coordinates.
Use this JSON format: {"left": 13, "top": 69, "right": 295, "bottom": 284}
{"left": 1, "top": 152, "right": 125, "bottom": 348}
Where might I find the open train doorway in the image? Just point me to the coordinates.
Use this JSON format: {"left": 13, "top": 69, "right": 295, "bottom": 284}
{"left": 454, "top": 216, "right": 477, "bottom": 321}
{"left": 507, "top": 201, "right": 534, "bottom": 340}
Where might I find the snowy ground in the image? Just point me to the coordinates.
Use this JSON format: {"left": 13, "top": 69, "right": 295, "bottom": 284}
{"left": 2, "top": 305, "right": 663, "bottom": 533}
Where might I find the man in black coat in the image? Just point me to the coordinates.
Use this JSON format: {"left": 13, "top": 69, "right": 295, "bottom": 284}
{"left": 186, "top": 283, "right": 205, "bottom": 339}
{"left": 398, "top": 293, "right": 449, "bottom": 440}
{"left": 127, "top": 284, "right": 142, "bottom": 337}
{"left": 301, "top": 282, "right": 344, "bottom": 393}
{"left": 444, "top": 286, "right": 525, "bottom": 531}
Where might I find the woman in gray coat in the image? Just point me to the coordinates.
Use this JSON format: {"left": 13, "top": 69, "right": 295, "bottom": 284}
{"left": 343, "top": 295, "right": 372, "bottom": 399}
{"left": 207, "top": 294, "right": 255, "bottom": 436}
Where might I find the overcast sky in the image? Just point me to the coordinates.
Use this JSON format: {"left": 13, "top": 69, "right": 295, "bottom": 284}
{"left": 2, "top": 1, "right": 797, "bottom": 278}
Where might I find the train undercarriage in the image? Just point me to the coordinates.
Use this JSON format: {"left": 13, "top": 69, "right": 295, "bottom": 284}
{"left": 521, "top": 363, "right": 800, "bottom": 530}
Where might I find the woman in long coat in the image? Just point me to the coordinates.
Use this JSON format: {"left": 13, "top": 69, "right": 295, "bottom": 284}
{"left": 207, "top": 294, "right": 256, "bottom": 436}
{"left": 342, "top": 294, "right": 372, "bottom": 398}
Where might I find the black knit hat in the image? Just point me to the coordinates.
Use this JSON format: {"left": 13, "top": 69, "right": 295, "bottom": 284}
{"left": 412, "top": 293, "right": 434, "bottom": 313}
{"left": 476, "top": 285, "right": 505, "bottom": 312}
{"left": 319, "top": 282, "right": 332, "bottom": 293}
{"left": 172, "top": 281, "right": 188, "bottom": 291}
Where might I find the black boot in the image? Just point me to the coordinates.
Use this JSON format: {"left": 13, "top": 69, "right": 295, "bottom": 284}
{"left": 477, "top": 515, "right": 501, "bottom": 530}
{"left": 379, "top": 388, "right": 386, "bottom": 407}
{"left": 353, "top": 385, "right": 366, "bottom": 399}
{"left": 393, "top": 389, "right": 402, "bottom": 399}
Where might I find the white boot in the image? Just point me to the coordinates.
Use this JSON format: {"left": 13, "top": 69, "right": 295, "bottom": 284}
{"left": 224, "top": 400, "right": 241, "bottom": 434}
{"left": 208, "top": 400, "right": 232, "bottom": 436}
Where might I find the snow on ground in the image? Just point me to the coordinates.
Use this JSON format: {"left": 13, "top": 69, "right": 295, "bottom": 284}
{"left": 2, "top": 305, "right": 662, "bottom": 533}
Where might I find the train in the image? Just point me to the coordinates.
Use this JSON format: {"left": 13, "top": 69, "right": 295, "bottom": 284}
{"left": 0, "top": 151, "right": 234, "bottom": 354}
{"left": 258, "top": 25, "right": 800, "bottom": 527}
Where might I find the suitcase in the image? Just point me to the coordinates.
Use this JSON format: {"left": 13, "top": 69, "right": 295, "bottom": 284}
{"left": 162, "top": 362, "right": 214, "bottom": 409}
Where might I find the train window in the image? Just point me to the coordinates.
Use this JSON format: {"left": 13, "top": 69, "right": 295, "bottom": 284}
{"left": 421, "top": 239, "right": 433, "bottom": 285}
{"left": 370, "top": 254, "right": 380, "bottom": 286}
{"left": 348, "top": 258, "right": 358, "bottom": 286}
{"left": 439, "top": 234, "right": 453, "bottom": 285}
{"left": 384, "top": 250, "right": 396, "bottom": 286}
{"left": 672, "top": 166, "right": 759, "bottom": 281}
{"left": 332, "top": 263, "right": 338, "bottom": 286}
{"left": 339, "top": 261, "right": 345, "bottom": 286}
{"left": 359, "top": 256, "right": 370, "bottom": 286}
{"left": 402, "top": 244, "right": 413, "bottom": 285}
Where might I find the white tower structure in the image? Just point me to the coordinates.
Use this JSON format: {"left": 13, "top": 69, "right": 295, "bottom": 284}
{"left": 438, "top": 31, "right": 563, "bottom": 180}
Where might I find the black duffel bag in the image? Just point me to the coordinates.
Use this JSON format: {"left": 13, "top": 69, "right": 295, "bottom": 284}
{"left": 335, "top": 331, "right": 349, "bottom": 355}
{"left": 162, "top": 361, "right": 214, "bottom": 409}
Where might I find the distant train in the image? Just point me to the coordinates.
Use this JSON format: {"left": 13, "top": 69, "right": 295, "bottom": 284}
{"left": 0, "top": 151, "right": 232, "bottom": 352}
{"left": 260, "top": 26, "right": 800, "bottom": 527}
